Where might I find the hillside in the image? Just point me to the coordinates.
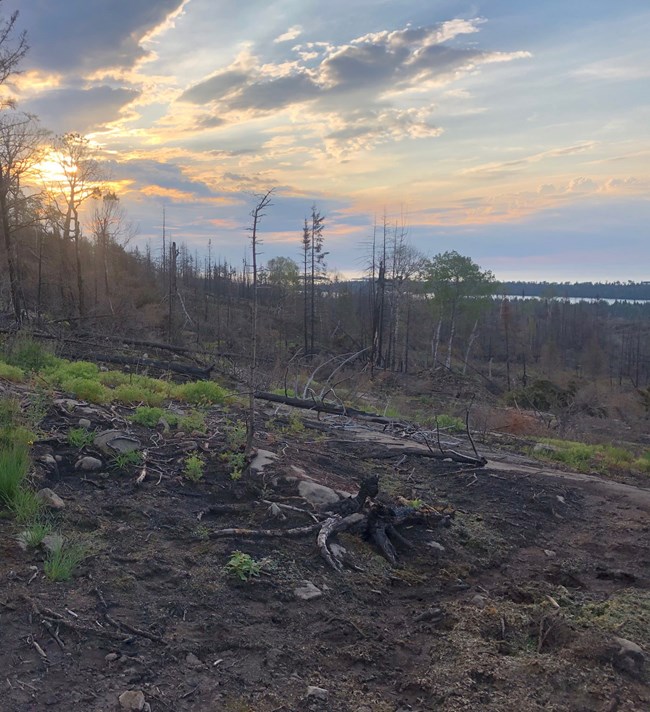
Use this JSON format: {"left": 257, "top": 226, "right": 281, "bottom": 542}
{"left": 0, "top": 345, "right": 648, "bottom": 711}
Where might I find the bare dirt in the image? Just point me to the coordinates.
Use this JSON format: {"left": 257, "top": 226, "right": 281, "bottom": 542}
{"left": 1, "top": 398, "right": 649, "bottom": 712}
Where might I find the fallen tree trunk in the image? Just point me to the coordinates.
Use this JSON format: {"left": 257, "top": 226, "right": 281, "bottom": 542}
{"left": 255, "top": 390, "right": 403, "bottom": 425}
{"left": 89, "top": 353, "right": 214, "bottom": 379}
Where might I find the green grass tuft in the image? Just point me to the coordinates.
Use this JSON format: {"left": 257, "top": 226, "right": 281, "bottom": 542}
{"left": 44, "top": 541, "right": 89, "bottom": 582}
{"left": 10, "top": 487, "right": 43, "bottom": 524}
{"left": 67, "top": 427, "right": 95, "bottom": 449}
{"left": 0, "top": 444, "right": 30, "bottom": 507}
{"left": 0, "top": 360, "right": 25, "bottom": 382}
{"left": 130, "top": 406, "right": 167, "bottom": 427}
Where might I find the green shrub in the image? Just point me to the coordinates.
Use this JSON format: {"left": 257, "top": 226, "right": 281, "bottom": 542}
{"left": 3, "top": 337, "right": 58, "bottom": 372}
{"left": 113, "top": 383, "right": 163, "bottom": 406}
{"left": 130, "top": 406, "right": 166, "bottom": 427}
{"left": 175, "top": 380, "right": 227, "bottom": 405}
{"left": 0, "top": 444, "right": 29, "bottom": 506}
{"left": 184, "top": 454, "right": 205, "bottom": 482}
{"left": 67, "top": 427, "right": 94, "bottom": 449}
{"left": 98, "top": 370, "right": 132, "bottom": 387}
{"left": 178, "top": 410, "right": 206, "bottom": 433}
{"left": 61, "top": 377, "right": 108, "bottom": 404}
{"left": 224, "top": 551, "right": 262, "bottom": 581}
{"left": 44, "top": 540, "right": 88, "bottom": 582}
{"left": 436, "top": 414, "right": 466, "bottom": 432}
{"left": 0, "top": 360, "right": 25, "bottom": 382}
{"left": 48, "top": 360, "right": 100, "bottom": 383}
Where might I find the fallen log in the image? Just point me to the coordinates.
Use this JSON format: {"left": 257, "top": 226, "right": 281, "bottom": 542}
{"left": 255, "top": 390, "right": 404, "bottom": 425}
{"left": 89, "top": 353, "right": 214, "bottom": 379}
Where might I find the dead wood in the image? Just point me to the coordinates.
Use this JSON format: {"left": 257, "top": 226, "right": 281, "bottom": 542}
{"left": 88, "top": 353, "right": 214, "bottom": 378}
{"left": 255, "top": 390, "right": 405, "bottom": 425}
{"left": 360, "top": 446, "right": 487, "bottom": 466}
{"left": 209, "top": 522, "right": 322, "bottom": 538}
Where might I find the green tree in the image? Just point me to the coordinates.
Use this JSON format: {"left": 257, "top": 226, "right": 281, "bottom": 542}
{"left": 424, "top": 251, "right": 497, "bottom": 369}
{"left": 267, "top": 256, "right": 299, "bottom": 289}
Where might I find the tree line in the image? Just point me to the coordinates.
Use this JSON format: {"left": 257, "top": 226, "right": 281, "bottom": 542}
{"left": 1, "top": 6, "right": 648, "bottom": 399}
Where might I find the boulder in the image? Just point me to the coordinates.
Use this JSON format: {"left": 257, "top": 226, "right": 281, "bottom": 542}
{"left": 36, "top": 488, "right": 65, "bottom": 510}
{"left": 298, "top": 481, "right": 339, "bottom": 507}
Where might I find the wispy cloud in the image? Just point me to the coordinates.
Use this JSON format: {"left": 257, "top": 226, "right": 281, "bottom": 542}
{"left": 274, "top": 25, "right": 303, "bottom": 44}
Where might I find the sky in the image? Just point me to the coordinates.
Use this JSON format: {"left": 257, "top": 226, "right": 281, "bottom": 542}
{"left": 3, "top": 0, "right": 650, "bottom": 282}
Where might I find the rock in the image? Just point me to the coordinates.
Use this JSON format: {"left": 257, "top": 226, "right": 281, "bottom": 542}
{"left": 426, "top": 541, "right": 446, "bottom": 553}
{"left": 105, "top": 652, "right": 120, "bottom": 662}
{"left": 306, "top": 686, "right": 329, "bottom": 701}
{"left": 267, "top": 503, "right": 286, "bottom": 520}
{"left": 298, "top": 481, "right": 340, "bottom": 507}
{"left": 329, "top": 543, "right": 346, "bottom": 560}
{"left": 36, "top": 488, "right": 65, "bottom": 510}
{"left": 75, "top": 456, "right": 103, "bottom": 471}
{"left": 118, "top": 690, "right": 146, "bottom": 711}
{"left": 185, "top": 652, "right": 203, "bottom": 668}
{"left": 78, "top": 418, "right": 92, "bottom": 429}
{"left": 39, "top": 454, "right": 57, "bottom": 467}
{"left": 414, "top": 606, "right": 445, "bottom": 623}
{"left": 470, "top": 594, "right": 487, "bottom": 608}
{"left": 613, "top": 636, "right": 645, "bottom": 673}
{"left": 94, "top": 430, "right": 141, "bottom": 455}
{"left": 41, "top": 533, "right": 65, "bottom": 553}
{"left": 250, "top": 449, "right": 278, "bottom": 474}
{"left": 543, "top": 549, "right": 557, "bottom": 558}
{"left": 294, "top": 581, "right": 323, "bottom": 601}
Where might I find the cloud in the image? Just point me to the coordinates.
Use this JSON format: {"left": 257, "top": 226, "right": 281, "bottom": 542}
{"left": 177, "top": 19, "right": 529, "bottom": 154}
{"left": 274, "top": 25, "right": 303, "bottom": 44}
{"left": 24, "top": 86, "right": 140, "bottom": 133}
{"left": 16, "top": 0, "right": 188, "bottom": 75}
{"left": 464, "top": 142, "right": 598, "bottom": 177}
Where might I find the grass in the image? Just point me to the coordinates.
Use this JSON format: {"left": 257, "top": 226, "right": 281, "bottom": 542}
{"left": 0, "top": 360, "right": 25, "bottom": 382}
{"left": 21, "top": 519, "right": 53, "bottom": 548}
{"left": 112, "top": 450, "right": 143, "bottom": 471}
{"left": 0, "top": 444, "right": 30, "bottom": 506}
{"left": 60, "top": 377, "right": 109, "bottom": 404}
{"left": 10, "top": 487, "right": 42, "bottom": 524}
{"left": 184, "top": 454, "right": 205, "bottom": 482}
{"left": 531, "top": 438, "right": 642, "bottom": 474}
{"left": 44, "top": 540, "right": 89, "bottom": 582}
{"left": 67, "top": 427, "right": 95, "bottom": 449}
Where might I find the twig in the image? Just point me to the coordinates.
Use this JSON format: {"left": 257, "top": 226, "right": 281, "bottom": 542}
{"left": 209, "top": 523, "right": 322, "bottom": 538}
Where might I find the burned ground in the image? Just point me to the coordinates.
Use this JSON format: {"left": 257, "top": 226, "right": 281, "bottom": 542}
{"left": 0, "top": 396, "right": 648, "bottom": 712}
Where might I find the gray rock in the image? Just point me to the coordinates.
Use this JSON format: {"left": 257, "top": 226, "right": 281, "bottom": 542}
{"left": 543, "top": 549, "right": 557, "bottom": 558}
{"left": 329, "top": 543, "right": 347, "bottom": 560}
{"left": 94, "top": 430, "right": 141, "bottom": 455}
{"left": 185, "top": 652, "right": 204, "bottom": 668}
{"left": 39, "top": 454, "right": 57, "bottom": 467}
{"left": 41, "top": 533, "right": 65, "bottom": 553}
{"left": 298, "top": 481, "right": 340, "bottom": 507}
{"left": 294, "top": 581, "right": 323, "bottom": 601}
{"left": 426, "top": 541, "right": 446, "bottom": 553}
{"left": 613, "top": 636, "right": 645, "bottom": 674}
{"left": 75, "top": 456, "right": 103, "bottom": 471}
{"left": 36, "top": 488, "right": 65, "bottom": 510}
{"left": 250, "top": 449, "right": 277, "bottom": 473}
{"left": 267, "top": 503, "right": 286, "bottom": 520}
{"left": 118, "top": 690, "right": 146, "bottom": 711}
{"left": 78, "top": 418, "right": 92, "bottom": 429}
{"left": 470, "top": 594, "right": 487, "bottom": 608}
{"left": 105, "top": 652, "right": 120, "bottom": 662}
{"left": 306, "top": 686, "right": 329, "bottom": 701}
